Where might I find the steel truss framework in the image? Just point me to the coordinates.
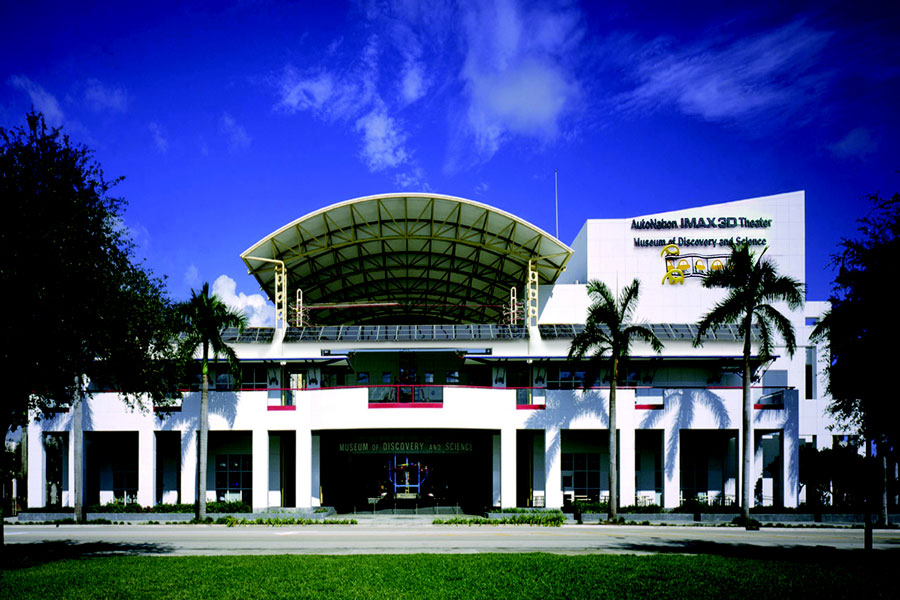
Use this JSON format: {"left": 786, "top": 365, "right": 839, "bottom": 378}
{"left": 241, "top": 194, "right": 573, "bottom": 324}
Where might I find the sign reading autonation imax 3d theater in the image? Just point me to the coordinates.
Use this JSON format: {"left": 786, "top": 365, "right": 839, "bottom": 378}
{"left": 630, "top": 214, "right": 774, "bottom": 285}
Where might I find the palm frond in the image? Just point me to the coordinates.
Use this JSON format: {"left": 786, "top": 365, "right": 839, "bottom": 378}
{"left": 569, "top": 278, "right": 663, "bottom": 386}
{"left": 760, "top": 272, "right": 805, "bottom": 309}
{"left": 754, "top": 312, "right": 774, "bottom": 362}
{"left": 625, "top": 324, "right": 664, "bottom": 353}
{"left": 809, "top": 308, "right": 831, "bottom": 344}
{"left": 618, "top": 279, "right": 641, "bottom": 323}
{"left": 756, "top": 303, "right": 798, "bottom": 356}
{"left": 695, "top": 291, "right": 745, "bottom": 345}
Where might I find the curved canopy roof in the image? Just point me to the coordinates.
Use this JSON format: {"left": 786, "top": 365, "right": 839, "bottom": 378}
{"left": 241, "top": 193, "right": 573, "bottom": 325}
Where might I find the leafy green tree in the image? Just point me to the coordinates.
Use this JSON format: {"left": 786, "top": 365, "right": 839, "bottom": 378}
{"left": 569, "top": 279, "right": 663, "bottom": 520}
{"left": 811, "top": 191, "right": 900, "bottom": 538}
{"left": 0, "top": 113, "right": 180, "bottom": 541}
{"left": 694, "top": 243, "right": 803, "bottom": 522}
{"left": 177, "top": 283, "right": 247, "bottom": 521}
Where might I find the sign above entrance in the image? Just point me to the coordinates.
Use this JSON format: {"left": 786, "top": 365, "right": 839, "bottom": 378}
{"left": 338, "top": 439, "right": 475, "bottom": 454}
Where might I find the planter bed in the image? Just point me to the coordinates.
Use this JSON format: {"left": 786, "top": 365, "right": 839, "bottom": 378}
{"left": 17, "top": 507, "right": 336, "bottom": 523}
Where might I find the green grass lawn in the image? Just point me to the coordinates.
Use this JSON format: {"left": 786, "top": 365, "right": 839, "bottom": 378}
{"left": 1, "top": 552, "right": 894, "bottom": 599}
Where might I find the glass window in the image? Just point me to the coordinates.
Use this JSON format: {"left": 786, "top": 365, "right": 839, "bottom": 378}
{"left": 446, "top": 370, "right": 459, "bottom": 384}
{"left": 215, "top": 453, "right": 252, "bottom": 504}
{"left": 241, "top": 364, "right": 268, "bottom": 390}
{"left": 561, "top": 452, "right": 605, "bottom": 501}
{"left": 382, "top": 372, "right": 392, "bottom": 384}
{"left": 357, "top": 371, "right": 369, "bottom": 385}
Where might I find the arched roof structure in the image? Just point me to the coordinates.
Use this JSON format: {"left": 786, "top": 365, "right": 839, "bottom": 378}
{"left": 240, "top": 193, "right": 573, "bottom": 325}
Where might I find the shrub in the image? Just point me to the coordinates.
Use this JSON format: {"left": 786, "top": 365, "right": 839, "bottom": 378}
{"left": 87, "top": 500, "right": 252, "bottom": 514}
{"left": 617, "top": 504, "right": 664, "bottom": 514}
{"left": 435, "top": 513, "right": 564, "bottom": 527}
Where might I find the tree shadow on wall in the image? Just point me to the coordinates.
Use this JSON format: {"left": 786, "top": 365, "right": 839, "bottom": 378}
{"left": 524, "top": 388, "right": 608, "bottom": 469}
{"left": 640, "top": 388, "right": 731, "bottom": 480}
{"left": 754, "top": 393, "right": 800, "bottom": 500}
{"left": 157, "top": 390, "right": 239, "bottom": 482}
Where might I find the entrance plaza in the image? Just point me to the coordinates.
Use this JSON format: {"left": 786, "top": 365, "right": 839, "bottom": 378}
{"left": 26, "top": 192, "right": 840, "bottom": 513}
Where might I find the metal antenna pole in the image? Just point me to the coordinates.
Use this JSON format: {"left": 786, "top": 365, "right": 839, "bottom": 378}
{"left": 554, "top": 169, "right": 559, "bottom": 239}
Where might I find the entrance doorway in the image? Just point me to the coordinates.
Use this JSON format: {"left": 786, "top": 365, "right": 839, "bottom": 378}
{"left": 319, "top": 429, "right": 493, "bottom": 513}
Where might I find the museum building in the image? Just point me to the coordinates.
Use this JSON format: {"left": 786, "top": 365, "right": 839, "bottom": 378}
{"left": 26, "top": 191, "right": 838, "bottom": 513}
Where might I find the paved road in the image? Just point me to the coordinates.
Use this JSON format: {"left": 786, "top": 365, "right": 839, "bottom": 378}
{"left": 6, "top": 523, "right": 900, "bottom": 557}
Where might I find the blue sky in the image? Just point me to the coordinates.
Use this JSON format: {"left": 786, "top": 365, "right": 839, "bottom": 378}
{"left": 2, "top": 0, "right": 897, "bottom": 325}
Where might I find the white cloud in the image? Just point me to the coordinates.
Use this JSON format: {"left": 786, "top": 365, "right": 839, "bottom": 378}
{"left": 277, "top": 68, "right": 336, "bottom": 114}
{"left": 400, "top": 59, "right": 427, "bottom": 104}
{"left": 8, "top": 75, "right": 65, "bottom": 125}
{"left": 275, "top": 41, "right": 377, "bottom": 123}
{"left": 83, "top": 79, "right": 128, "bottom": 112}
{"left": 355, "top": 107, "right": 408, "bottom": 171}
{"left": 149, "top": 122, "right": 168, "bottom": 153}
{"left": 212, "top": 274, "right": 276, "bottom": 328}
{"left": 184, "top": 264, "right": 200, "bottom": 288}
{"left": 457, "top": 0, "right": 583, "bottom": 160}
{"left": 220, "top": 112, "right": 251, "bottom": 150}
{"left": 618, "top": 20, "right": 832, "bottom": 123}
{"left": 394, "top": 167, "right": 430, "bottom": 190}
{"left": 828, "top": 127, "right": 877, "bottom": 161}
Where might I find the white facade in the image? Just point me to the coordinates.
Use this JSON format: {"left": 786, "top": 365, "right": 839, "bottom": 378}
{"left": 26, "top": 191, "right": 839, "bottom": 512}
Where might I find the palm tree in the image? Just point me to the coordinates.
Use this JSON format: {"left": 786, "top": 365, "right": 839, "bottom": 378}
{"left": 569, "top": 279, "right": 663, "bottom": 520}
{"left": 178, "top": 283, "right": 247, "bottom": 521}
{"left": 694, "top": 244, "right": 803, "bottom": 523}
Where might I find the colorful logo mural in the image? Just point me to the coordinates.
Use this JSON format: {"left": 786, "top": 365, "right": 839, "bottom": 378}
{"left": 661, "top": 244, "right": 730, "bottom": 285}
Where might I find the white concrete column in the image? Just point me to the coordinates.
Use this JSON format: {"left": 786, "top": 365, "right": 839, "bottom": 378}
{"left": 783, "top": 430, "right": 797, "bottom": 508}
{"left": 27, "top": 423, "right": 46, "bottom": 508}
{"left": 252, "top": 429, "right": 269, "bottom": 511}
{"left": 619, "top": 426, "right": 636, "bottom": 508}
{"left": 544, "top": 426, "right": 563, "bottom": 509}
{"left": 137, "top": 429, "right": 155, "bottom": 506}
{"left": 500, "top": 427, "right": 517, "bottom": 508}
{"left": 66, "top": 425, "right": 76, "bottom": 508}
{"left": 491, "top": 434, "right": 501, "bottom": 507}
{"left": 310, "top": 434, "right": 321, "bottom": 507}
{"left": 180, "top": 429, "right": 197, "bottom": 506}
{"left": 784, "top": 390, "right": 800, "bottom": 508}
{"left": 663, "top": 427, "right": 680, "bottom": 509}
{"left": 296, "top": 428, "right": 312, "bottom": 508}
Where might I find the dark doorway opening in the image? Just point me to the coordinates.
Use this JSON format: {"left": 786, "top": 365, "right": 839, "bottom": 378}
{"left": 319, "top": 429, "right": 493, "bottom": 514}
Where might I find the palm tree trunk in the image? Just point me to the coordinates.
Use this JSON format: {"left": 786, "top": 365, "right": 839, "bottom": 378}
{"left": 608, "top": 358, "right": 618, "bottom": 521}
{"left": 742, "top": 334, "right": 752, "bottom": 523}
{"left": 197, "top": 348, "right": 209, "bottom": 521}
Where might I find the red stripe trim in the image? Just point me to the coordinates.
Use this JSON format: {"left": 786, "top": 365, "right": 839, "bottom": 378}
{"left": 516, "top": 404, "right": 546, "bottom": 410}
{"left": 368, "top": 403, "right": 443, "bottom": 409}
{"left": 267, "top": 405, "right": 296, "bottom": 411}
{"left": 635, "top": 404, "right": 665, "bottom": 410}
{"left": 754, "top": 404, "right": 784, "bottom": 410}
